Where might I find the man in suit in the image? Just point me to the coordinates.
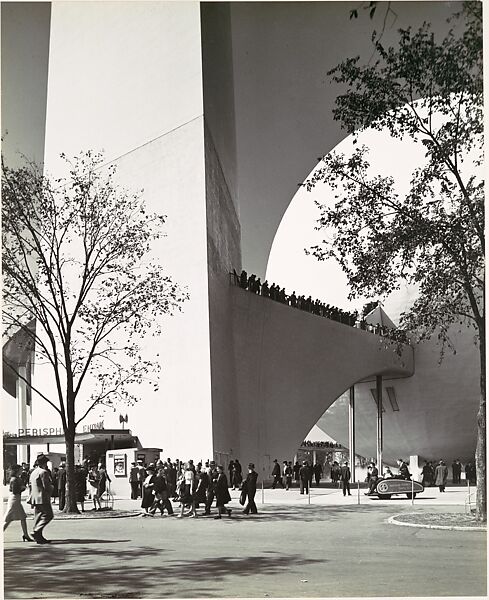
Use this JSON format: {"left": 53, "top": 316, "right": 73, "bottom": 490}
{"left": 28, "top": 454, "right": 54, "bottom": 544}
{"left": 452, "top": 459, "right": 462, "bottom": 484}
{"left": 299, "top": 461, "right": 310, "bottom": 495}
{"left": 271, "top": 459, "right": 284, "bottom": 489}
{"left": 57, "top": 462, "right": 67, "bottom": 511}
{"left": 242, "top": 463, "right": 258, "bottom": 515}
{"left": 204, "top": 461, "right": 218, "bottom": 515}
{"left": 129, "top": 462, "right": 140, "bottom": 499}
{"left": 340, "top": 461, "right": 352, "bottom": 496}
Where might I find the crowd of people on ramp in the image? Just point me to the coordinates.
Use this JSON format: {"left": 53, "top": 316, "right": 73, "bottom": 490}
{"left": 232, "top": 270, "right": 409, "bottom": 343}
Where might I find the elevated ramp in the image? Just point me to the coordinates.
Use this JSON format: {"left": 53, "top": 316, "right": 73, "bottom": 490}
{"left": 230, "top": 287, "right": 414, "bottom": 472}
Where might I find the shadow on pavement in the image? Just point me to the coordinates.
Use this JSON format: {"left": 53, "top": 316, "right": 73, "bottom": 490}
{"left": 50, "top": 538, "right": 130, "bottom": 544}
{"left": 219, "top": 504, "right": 395, "bottom": 523}
{"left": 4, "top": 547, "right": 322, "bottom": 598}
{"left": 368, "top": 497, "right": 438, "bottom": 501}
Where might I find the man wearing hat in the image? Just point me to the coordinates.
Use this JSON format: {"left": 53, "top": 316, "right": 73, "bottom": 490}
{"left": 129, "top": 462, "right": 139, "bottom": 499}
{"left": 299, "top": 461, "right": 311, "bottom": 495}
{"left": 27, "top": 454, "right": 54, "bottom": 544}
{"left": 242, "top": 463, "right": 258, "bottom": 515}
{"left": 136, "top": 459, "right": 146, "bottom": 498}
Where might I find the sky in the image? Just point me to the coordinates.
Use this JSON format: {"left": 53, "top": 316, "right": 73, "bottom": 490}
{"left": 266, "top": 124, "right": 424, "bottom": 324}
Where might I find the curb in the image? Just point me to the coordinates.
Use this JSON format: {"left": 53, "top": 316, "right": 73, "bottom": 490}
{"left": 387, "top": 514, "right": 487, "bottom": 531}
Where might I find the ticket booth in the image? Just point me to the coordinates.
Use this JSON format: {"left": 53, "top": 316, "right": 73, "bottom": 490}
{"left": 105, "top": 447, "right": 162, "bottom": 498}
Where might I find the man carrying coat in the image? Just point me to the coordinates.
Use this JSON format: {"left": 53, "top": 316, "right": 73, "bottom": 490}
{"left": 28, "top": 454, "right": 54, "bottom": 544}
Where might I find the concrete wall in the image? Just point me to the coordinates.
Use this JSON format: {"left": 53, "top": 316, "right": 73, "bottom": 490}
{"left": 201, "top": 2, "right": 238, "bottom": 210}
{"left": 204, "top": 125, "right": 242, "bottom": 465}
{"left": 1, "top": 2, "right": 51, "bottom": 167}
{"left": 231, "top": 286, "right": 413, "bottom": 474}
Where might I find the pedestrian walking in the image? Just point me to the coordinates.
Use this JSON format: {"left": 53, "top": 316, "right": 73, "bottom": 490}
{"left": 27, "top": 454, "right": 54, "bottom": 544}
{"left": 421, "top": 461, "right": 433, "bottom": 487}
{"left": 293, "top": 461, "right": 300, "bottom": 485}
{"left": 88, "top": 464, "right": 99, "bottom": 506}
{"left": 242, "top": 463, "right": 258, "bottom": 515}
{"left": 136, "top": 459, "right": 146, "bottom": 498}
{"left": 299, "top": 461, "right": 310, "bottom": 495}
{"left": 340, "top": 461, "right": 352, "bottom": 496}
{"left": 51, "top": 468, "right": 59, "bottom": 505}
{"left": 232, "top": 459, "right": 242, "bottom": 490}
{"left": 3, "top": 464, "right": 32, "bottom": 542}
{"left": 74, "top": 464, "right": 87, "bottom": 512}
{"left": 94, "top": 464, "right": 111, "bottom": 510}
{"left": 214, "top": 465, "right": 232, "bottom": 519}
{"left": 150, "top": 467, "right": 173, "bottom": 516}
{"left": 141, "top": 465, "right": 157, "bottom": 515}
{"left": 129, "top": 462, "right": 140, "bottom": 499}
{"left": 435, "top": 460, "right": 449, "bottom": 492}
{"left": 178, "top": 462, "right": 197, "bottom": 518}
{"left": 330, "top": 461, "right": 341, "bottom": 486}
{"left": 451, "top": 459, "right": 462, "bottom": 484}
{"left": 284, "top": 461, "right": 293, "bottom": 490}
{"left": 271, "top": 459, "right": 284, "bottom": 489}
{"left": 313, "top": 462, "right": 323, "bottom": 486}
{"left": 194, "top": 464, "right": 209, "bottom": 511}
{"left": 57, "top": 462, "right": 67, "bottom": 511}
{"left": 204, "top": 461, "right": 218, "bottom": 515}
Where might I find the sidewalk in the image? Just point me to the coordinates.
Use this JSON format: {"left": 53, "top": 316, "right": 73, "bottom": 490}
{"left": 3, "top": 483, "right": 475, "bottom": 514}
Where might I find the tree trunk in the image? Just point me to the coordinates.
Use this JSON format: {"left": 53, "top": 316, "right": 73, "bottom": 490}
{"left": 63, "top": 427, "right": 80, "bottom": 514}
{"left": 475, "top": 326, "right": 486, "bottom": 521}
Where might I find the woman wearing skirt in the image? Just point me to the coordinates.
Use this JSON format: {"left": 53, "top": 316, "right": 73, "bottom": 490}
{"left": 3, "top": 464, "right": 33, "bottom": 541}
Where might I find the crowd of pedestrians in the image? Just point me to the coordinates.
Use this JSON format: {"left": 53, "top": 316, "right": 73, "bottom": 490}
{"left": 420, "top": 459, "right": 476, "bottom": 489}
{"left": 3, "top": 451, "right": 477, "bottom": 542}
{"left": 129, "top": 458, "right": 258, "bottom": 519}
{"left": 232, "top": 270, "right": 409, "bottom": 343}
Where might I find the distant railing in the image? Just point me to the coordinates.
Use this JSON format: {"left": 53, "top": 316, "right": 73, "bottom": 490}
{"left": 230, "top": 270, "right": 411, "bottom": 345}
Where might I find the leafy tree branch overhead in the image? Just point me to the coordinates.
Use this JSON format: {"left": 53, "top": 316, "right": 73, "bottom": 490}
{"left": 305, "top": 2, "right": 484, "bottom": 520}
{"left": 2, "top": 151, "right": 188, "bottom": 512}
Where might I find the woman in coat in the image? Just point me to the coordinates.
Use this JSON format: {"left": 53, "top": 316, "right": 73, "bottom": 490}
{"left": 214, "top": 465, "right": 232, "bottom": 519}
{"left": 193, "top": 465, "right": 209, "bottom": 510}
{"left": 141, "top": 465, "right": 157, "bottom": 515}
{"left": 3, "top": 464, "right": 32, "bottom": 541}
{"left": 434, "top": 460, "right": 449, "bottom": 492}
{"left": 149, "top": 467, "right": 173, "bottom": 516}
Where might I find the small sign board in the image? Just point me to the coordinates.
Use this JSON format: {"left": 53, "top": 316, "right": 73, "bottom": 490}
{"left": 113, "top": 454, "right": 127, "bottom": 477}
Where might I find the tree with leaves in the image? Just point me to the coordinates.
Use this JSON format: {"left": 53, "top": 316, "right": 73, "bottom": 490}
{"left": 2, "top": 152, "right": 188, "bottom": 512}
{"left": 306, "top": 2, "right": 484, "bottom": 519}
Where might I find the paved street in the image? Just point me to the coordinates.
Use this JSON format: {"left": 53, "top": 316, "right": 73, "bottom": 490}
{"left": 3, "top": 487, "right": 486, "bottom": 598}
